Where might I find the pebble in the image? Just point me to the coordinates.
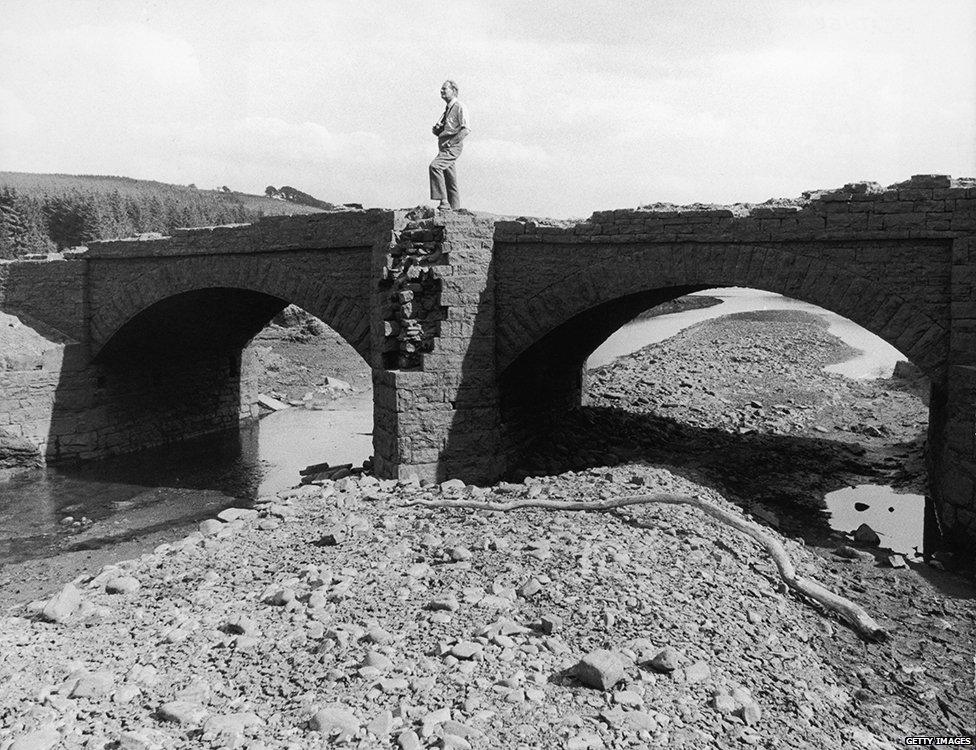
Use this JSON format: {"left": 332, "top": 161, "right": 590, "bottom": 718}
{"left": 70, "top": 669, "right": 115, "bottom": 697}
{"left": 573, "top": 649, "right": 626, "bottom": 690}
{"left": 450, "top": 641, "right": 483, "bottom": 660}
{"left": 105, "top": 576, "right": 141, "bottom": 594}
{"left": 41, "top": 583, "right": 82, "bottom": 623}
{"left": 647, "top": 646, "right": 680, "bottom": 672}
{"left": 9, "top": 725, "right": 60, "bottom": 750}
{"left": 540, "top": 613, "right": 563, "bottom": 634}
{"left": 428, "top": 595, "right": 460, "bottom": 612}
{"left": 158, "top": 700, "right": 209, "bottom": 725}
{"left": 199, "top": 519, "right": 224, "bottom": 536}
{"left": 398, "top": 730, "right": 423, "bottom": 750}
{"left": 309, "top": 703, "right": 360, "bottom": 739}
{"left": 683, "top": 661, "right": 711, "bottom": 684}
{"left": 853, "top": 523, "right": 881, "bottom": 546}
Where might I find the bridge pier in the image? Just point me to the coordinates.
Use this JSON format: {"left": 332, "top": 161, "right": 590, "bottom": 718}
{"left": 371, "top": 212, "right": 505, "bottom": 484}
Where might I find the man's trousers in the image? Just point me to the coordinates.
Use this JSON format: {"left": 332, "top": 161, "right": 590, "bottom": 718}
{"left": 429, "top": 142, "right": 463, "bottom": 208}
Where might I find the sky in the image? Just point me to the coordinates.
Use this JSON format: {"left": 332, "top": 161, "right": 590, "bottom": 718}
{"left": 1, "top": 0, "right": 974, "bottom": 218}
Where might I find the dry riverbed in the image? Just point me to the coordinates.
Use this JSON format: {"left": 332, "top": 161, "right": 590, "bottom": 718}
{"left": 0, "top": 306, "right": 973, "bottom": 749}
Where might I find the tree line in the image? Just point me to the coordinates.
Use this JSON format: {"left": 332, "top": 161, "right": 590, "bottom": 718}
{"left": 0, "top": 173, "right": 323, "bottom": 260}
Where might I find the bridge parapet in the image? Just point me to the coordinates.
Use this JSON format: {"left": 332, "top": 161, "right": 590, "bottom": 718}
{"left": 495, "top": 175, "right": 976, "bottom": 245}
{"left": 85, "top": 209, "right": 392, "bottom": 258}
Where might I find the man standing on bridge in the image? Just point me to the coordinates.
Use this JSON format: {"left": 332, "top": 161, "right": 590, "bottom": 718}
{"left": 429, "top": 80, "right": 470, "bottom": 211}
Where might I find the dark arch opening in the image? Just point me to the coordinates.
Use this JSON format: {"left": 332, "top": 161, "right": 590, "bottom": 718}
{"left": 95, "top": 288, "right": 292, "bottom": 364}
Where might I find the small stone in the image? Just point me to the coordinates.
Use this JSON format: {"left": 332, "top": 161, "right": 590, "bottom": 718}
{"left": 712, "top": 692, "right": 737, "bottom": 715}
{"left": 309, "top": 703, "right": 360, "bottom": 738}
{"left": 574, "top": 649, "right": 626, "bottom": 690}
{"left": 70, "top": 670, "right": 115, "bottom": 697}
{"left": 199, "top": 519, "right": 223, "bottom": 535}
{"left": 540, "top": 613, "right": 562, "bottom": 634}
{"left": 158, "top": 700, "right": 209, "bottom": 726}
{"left": 112, "top": 684, "right": 141, "bottom": 704}
{"left": 223, "top": 615, "right": 259, "bottom": 637}
{"left": 162, "top": 627, "right": 190, "bottom": 644}
{"left": 440, "top": 478, "right": 466, "bottom": 493}
{"left": 887, "top": 554, "right": 907, "bottom": 568}
{"left": 361, "top": 650, "right": 392, "bottom": 670}
{"left": 319, "top": 527, "right": 345, "bottom": 546}
{"left": 746, "top": 610, "right": 762, "bottom": 625}
{"left": 366, "top": 709, "right": 394, "bottom": 737}
{"left": 9, "top": 725, "right": 60, "bottom": 750}
{"left": 203, "top": 712, "right": 263, "bottom": 738}
{"left": 105, "top": 576, "right": 141, "bottom": 594}
{"left": 441, "top": 734, "right": 472, "bottom": 749}
{"left": 736, "top": 702, "right": 762, "bottom": 725}
{"left": 428, "top": 595, "right": 459, "bottom": 612}
{"left": 366, "top": 626, "right": 394, "bottom": 644}
{"left": 398, "top": 730, "right": 422, "bottom": 750}
{"left": 853, "top": 523, "right": 881, "bottom": 546}
{"left": 683, "top": 661, "right": 711, "bottom": 684}
{"left": 217, "top": 507, "right": 259, "bottom": 522}
{"left": 613, "top": 690, "right": 643, "bottom": 707}
{"left": 647, "top": 646, "right": 680, "bottom": 672}
{"left": 834, "top": 545, "right": 875, "bottom": 562}
{"left": 264, "top": 587, "right": 296, "bottom": 606}
{"left": 450, "top": 641, "right": 483, "bottom": 660}
{"left": 41, "top": 583, "right": 82, "bottom": 623}
{"left": 517, "top": 578, "right": 542, "bottom": 598}
{"left": 450, "top": 546, "right": 472, "bottom": 562}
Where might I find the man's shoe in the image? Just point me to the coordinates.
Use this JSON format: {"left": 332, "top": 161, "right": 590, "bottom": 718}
{"left": 437, "top": 202, "right": 451, "bottom": 211}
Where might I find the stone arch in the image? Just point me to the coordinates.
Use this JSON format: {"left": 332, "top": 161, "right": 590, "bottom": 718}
{"left": 497, "top": 243, "right": 948, "bottom": 381}
{"left": 89, "top": 254, "right": 372, "bottom": 363}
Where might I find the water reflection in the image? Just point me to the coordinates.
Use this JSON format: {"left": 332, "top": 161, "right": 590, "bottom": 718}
{"left": 824, "top": 484, "right": 926, "bottom": 556}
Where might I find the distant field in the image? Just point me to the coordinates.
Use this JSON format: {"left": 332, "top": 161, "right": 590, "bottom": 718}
{"left": 0, "top": 171, "right": 328, "bottom": 259}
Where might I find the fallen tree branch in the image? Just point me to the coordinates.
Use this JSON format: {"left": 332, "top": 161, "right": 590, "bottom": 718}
{"left": 403, "top": 492, "right": 890, "bottom": 643}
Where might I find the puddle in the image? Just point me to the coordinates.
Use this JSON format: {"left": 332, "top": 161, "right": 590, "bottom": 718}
{"left": 824, "top": 484, "right": 926, "bottom": 556}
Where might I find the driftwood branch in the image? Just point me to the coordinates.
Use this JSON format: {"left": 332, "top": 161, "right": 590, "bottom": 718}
{"left": 403, "top": 492, "right": 889, "bottom": 643}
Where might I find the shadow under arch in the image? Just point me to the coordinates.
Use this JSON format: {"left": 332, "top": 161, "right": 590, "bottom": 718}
{"left": 46, "top": 285, "right": 372, "bottom": 468}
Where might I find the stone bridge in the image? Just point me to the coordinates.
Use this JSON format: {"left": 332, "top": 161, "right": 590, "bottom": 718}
{"left": 1, "top": 174, "right": 975, "bottom": 555}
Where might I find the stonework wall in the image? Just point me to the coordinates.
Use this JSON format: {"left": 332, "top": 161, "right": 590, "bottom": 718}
{"left": 372, "top": 211, "right": 501, "bottom": 483}
{"left": 0, "top": 343, "right": 248, "bottom": 462}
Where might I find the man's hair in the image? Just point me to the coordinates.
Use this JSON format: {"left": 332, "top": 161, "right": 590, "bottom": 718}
{"left": 443, "top": 79, "right": 458, "bottom": 94}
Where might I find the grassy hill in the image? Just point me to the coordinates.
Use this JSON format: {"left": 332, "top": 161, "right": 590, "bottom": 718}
{"left": 0, "top": 172, "right": 333, "bottom": 259}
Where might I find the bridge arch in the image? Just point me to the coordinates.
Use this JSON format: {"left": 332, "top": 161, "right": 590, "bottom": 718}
{"left": 496, "top": 243, "right": 948, "bottom": 382}
{"left": 89, "top": 253, "right": 372, "bottom": 363}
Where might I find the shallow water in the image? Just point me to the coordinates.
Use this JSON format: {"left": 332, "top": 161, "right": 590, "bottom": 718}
{"left": 588, "top": 287, "right": 904, "bottom": 377}
{"left": 0, "top": 407, "right": 372, "bottom": 564}
{"left": 823, "top": 484, "right": 925, "bottom": 557}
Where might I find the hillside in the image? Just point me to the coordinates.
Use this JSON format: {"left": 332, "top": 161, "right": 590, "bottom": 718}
{"left": 0, "top": 172, "right": 332, "bottom": 259}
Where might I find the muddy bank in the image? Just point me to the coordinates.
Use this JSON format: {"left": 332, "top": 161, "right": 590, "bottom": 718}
{"left": 634, "top": 294, "right": 722, "bottom": 320}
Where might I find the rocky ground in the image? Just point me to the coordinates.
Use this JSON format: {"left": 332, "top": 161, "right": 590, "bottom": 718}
{"left": 247, "top": 308, "right": 372, "bottom": 408}
{"left": 0, "top": 303, "right": 973, "bottom": 749}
